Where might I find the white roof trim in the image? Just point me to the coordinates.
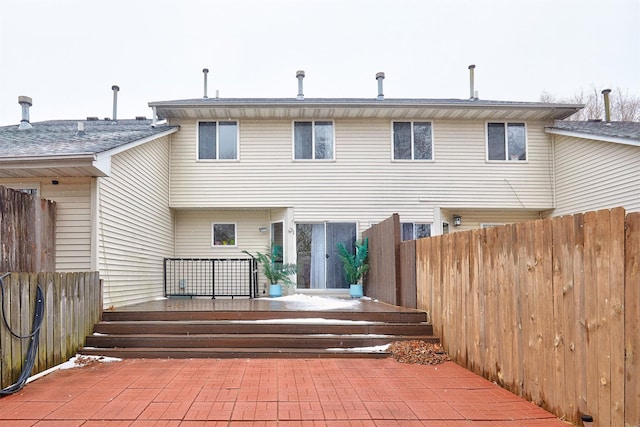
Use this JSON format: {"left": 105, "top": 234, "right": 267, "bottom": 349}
{"left": 545, "top": 128, "right": 640, "bottom": 147}
{"left": 93, "top": 126, "right": 178, "bottom": 176}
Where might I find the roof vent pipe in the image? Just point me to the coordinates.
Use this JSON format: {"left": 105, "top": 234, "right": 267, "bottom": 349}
{"left": 151, "top": 106, "right": 157, "bottom": 127}
{"left": 18, "top": 96, "right": 33, "bottom": 130}
{"left": 111, "top": 85, "right": 119, "bottom": 123}
{"left": 601, "top": 88, "right": 612, "bottom": 123}
{"left": 203, "top": 68, "right": 209, "bottom": 98}
{"left": 468, "top": 64, "right": 476, "bottom": 99}
{"left": 296, "top": 70, "right": 305, "bottom": 100}
{"left": 76, "top": 121, "right": 86, "bottom": 136}
{"left": 376, "top": 72, "right": 385, "bottom": 100}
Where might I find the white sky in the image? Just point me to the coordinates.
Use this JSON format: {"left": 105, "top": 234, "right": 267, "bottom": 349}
{"left": 0, "top": 0, "right": 638, "bottom": 125}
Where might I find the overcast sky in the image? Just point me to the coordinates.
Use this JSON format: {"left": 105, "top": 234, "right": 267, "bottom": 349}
{"left": 0, "top": 0, "right": 638, "bottom": 125}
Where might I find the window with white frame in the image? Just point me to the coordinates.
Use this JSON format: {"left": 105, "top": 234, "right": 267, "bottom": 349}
{"left": 401, "top": 223, "right": 432, "bottom": 241}
{"left": 393, "top": 121, "right": 433, "bottom": 160}
{"left": 212, "top": 223, "right": 236, "bottom": 246}
{"left": 294, "top": 121, "right": 334, "bottom": 160}
{"left": 198, "top": 121, "right": 238, "bottom": 160}
{"left": 487, "top": 122, "right": 526, "bottom": 161}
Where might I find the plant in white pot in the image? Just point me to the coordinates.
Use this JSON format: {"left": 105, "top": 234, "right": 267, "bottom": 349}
{"left": 337, "top": 237, "right": 369, "bottom": 298}
{"left": 244, "top": 246, "right": 297, "bottom": 297}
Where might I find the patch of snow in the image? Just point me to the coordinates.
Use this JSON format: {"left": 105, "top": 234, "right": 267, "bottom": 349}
{"left": 326, "top": 344, "right": 390, "bottom": 353}
{"left": 26, "top": 354, "right": 122, "bottom": 384}
{"left": 266, "top": 294, "right": 362, "bottom": 310}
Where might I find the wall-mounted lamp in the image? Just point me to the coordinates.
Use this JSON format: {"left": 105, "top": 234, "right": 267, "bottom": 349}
{"left": 581, "top": 415, "right": 593, "bottom": 427}
{"left": 258, "top": 227, "right": 267, "bottom": 233}
{"left": 453, "top": 215, "right": 462, "bottom": 227}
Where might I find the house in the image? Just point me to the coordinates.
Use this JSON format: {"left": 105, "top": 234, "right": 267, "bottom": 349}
{"left": 0, "top": 73, "right": 586, "bottom": 307}
{"left": 545, "top": 120, "right": 640, "bottom": 217}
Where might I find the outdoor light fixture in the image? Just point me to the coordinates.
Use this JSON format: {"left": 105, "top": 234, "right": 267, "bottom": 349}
{"left": 581, "top": 415, "right": 593, "bottom": 427}
{"left": 258, "top": 227, "right": 267, "bottom": 233}
{"left": 453, "top": 215, "right": 462, "bottom": 227}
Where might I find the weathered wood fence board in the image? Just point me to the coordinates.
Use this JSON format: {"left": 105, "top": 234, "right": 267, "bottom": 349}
{"left": 412, "top": 207, "right": 637, "bottom": 426}
{"left": 363, "top": 214, "right": 401, "bottom": 305}
{"left": 0, "top": 186, "right": 56, "bottom": 272}
{"left": 0, "top": 272, "right": 101, "bottom": 390}
{"left": 625, "top": 212, "right": 640, "bottom": 426}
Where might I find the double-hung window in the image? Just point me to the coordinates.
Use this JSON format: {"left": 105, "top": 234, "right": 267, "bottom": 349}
{"left": 198, "top": 121, "right": 238, "bottom": 160}
{"left": 393, "top": 121, "right": 433, "bottom": 160}
{"left": 294, "top": 121, "right": 334, "bottom": 160}
{"left": 487, "top": 122, "right": 526, "bottom": 161}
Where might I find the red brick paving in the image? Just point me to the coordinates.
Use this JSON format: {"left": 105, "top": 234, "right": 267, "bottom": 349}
{"left": 0, "top": 359, "right": 571, "bottom": 426}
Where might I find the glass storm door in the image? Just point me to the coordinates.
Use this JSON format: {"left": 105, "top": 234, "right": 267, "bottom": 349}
{"left": 296, "top": 222, "right": 356, "bottom": 289}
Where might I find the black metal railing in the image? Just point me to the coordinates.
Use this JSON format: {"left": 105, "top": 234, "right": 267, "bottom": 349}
{"left": 164, "top": 258, "right": 258, "bottom": 298}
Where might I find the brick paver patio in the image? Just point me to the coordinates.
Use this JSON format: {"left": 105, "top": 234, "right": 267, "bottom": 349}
{"left": 0, "top": 358, "right": 570, "bottom": 426}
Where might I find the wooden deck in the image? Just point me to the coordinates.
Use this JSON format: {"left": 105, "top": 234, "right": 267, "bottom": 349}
{"left": 82, "top": 295, "right": 435, "bottom": 359}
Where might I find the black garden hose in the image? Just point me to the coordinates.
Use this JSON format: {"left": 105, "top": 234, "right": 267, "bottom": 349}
{"left": 0, "top": 272, "right": 45, "bottom": 396}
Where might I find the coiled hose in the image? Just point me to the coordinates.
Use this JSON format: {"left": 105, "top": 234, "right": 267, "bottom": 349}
{"left": 0, "top": 272, "right": 45, "bottom": 396}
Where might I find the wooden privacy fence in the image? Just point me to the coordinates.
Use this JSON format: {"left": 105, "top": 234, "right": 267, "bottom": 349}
{"left": 0, "top": 186, "right": 56, "bottom": 272}
{"left": 415, "top": 207, "right": 639, "bottom": 427}
{"left": 363, "top": 213, "right": 417, "bottom": 307}
{"left": 0, "top": 272, "right": 102, "bottom": 390}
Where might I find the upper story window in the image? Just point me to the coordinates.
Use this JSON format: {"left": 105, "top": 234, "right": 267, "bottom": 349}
{"left": 487, "top": 122, "right": 526, "bottom": 161}
{"left": 401, "top": 222, "right": 432, "bottom": 241}
{"left": 294, "top": 121, "right": 334, "bottom": 160}
{"left": 393, "top": 122, "right": 433, "bottom": 160}
{"left": 198, "top": 121, "right": 238, "bottom": 160}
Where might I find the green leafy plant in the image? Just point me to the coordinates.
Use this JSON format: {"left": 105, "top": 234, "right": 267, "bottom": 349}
{"left": 243, "top": 246, "right": 297, "bottom": 286}
{"left": 337, "top": 238, "right": 369, "bottom": 285}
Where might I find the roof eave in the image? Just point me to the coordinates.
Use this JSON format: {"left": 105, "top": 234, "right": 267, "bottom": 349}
{"left": 545, "top": 127, "right": 640, "bottom": 147}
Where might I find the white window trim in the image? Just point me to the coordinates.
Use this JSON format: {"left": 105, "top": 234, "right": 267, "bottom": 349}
{"left": 485, "top": 121, "right": 528, "bottom": 162}
{"left": 196, "top": 120, "right": 240, "bottom": 162}
{"left": 292, "top": 120, "right": 336, "bottom": 161}
{"left": 211, "top": 222, "right": 237, "bottom": 247}
{"left": 391, "top": 121, "right": 435, "bottom": 162}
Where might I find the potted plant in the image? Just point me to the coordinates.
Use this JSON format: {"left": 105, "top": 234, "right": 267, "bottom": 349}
{"left": 244, "top": 246, "right": 297, "bottom": 297}
{"left": 337, "top": 237, "right": 369, "bottom": 298}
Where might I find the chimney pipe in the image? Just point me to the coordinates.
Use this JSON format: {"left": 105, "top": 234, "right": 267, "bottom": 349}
{"left": 111, "top": 85, "right": 119, "bottom": 123}
{"left": 468, "top": 64, "right": 476, "bottom": 99}
{"left": 296, "top": 70, "right": 305, "bottom": 100}
{"left": 376, "top": 72, "right": 385, "bottom": 100}
{"left": 203, "top": 68, "right": 209, "bottom": 98}
{"left": 18, "top": 96, "right": 33, "bottom": 130}
{"left": 601, "top": 88, "right": 612, "bottom": 123}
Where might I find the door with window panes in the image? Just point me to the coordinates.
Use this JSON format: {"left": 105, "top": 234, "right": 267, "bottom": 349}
{"left": 296, "top": 222, "right": 356, "bottom": 289}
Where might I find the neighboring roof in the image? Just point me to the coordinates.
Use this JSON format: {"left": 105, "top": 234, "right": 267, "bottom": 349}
{"left": 149, "top": 97, "right": 583, "bottom": 121}
{"left": 0, "top": 119, "right": 178, "bottom": 178}
{"left": 545, "top": 121, "right": 640, "bottom": 146}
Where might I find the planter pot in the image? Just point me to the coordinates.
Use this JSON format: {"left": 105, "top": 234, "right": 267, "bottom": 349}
{"left": 269, "top": 283, "right": 283, "bottom": 298}
{"left": 349, "top": 284, "right": 364, "bottom": 298}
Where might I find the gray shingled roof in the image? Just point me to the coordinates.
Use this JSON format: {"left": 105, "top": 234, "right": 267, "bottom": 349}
{"left": 548, "top": 121, "right": 640, "bottom": 142}
{"left": 0, "top": 119, "right": 177, "bottom": 158}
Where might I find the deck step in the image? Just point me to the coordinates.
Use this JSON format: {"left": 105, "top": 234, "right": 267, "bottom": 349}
{"left": 85, "top": 333, "right": 438, "bottom": 349}
{"left": 79, "top": 347, "right": 390, "bottom": 359}
{"left": 93, "top": 320, "right": 433, "bottom": 335}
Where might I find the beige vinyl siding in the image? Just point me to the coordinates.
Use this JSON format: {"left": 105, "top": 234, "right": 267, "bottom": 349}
{"left": 175, "top": 210, "right": 272, "bottom": 258}
{"left": 0, "top": 177, "right": 93, "bottom": 271}
{"left": 169, "top": 119, "right": 554, "bottom": 226}
{"left": 98, "top": 136, "right": 173, "bottom": 308}
{"left": 439, "top": 209, "right": 541, "bottom": 233}
{"left": 551, "top": 135, "right": 640, "bottom": 217}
